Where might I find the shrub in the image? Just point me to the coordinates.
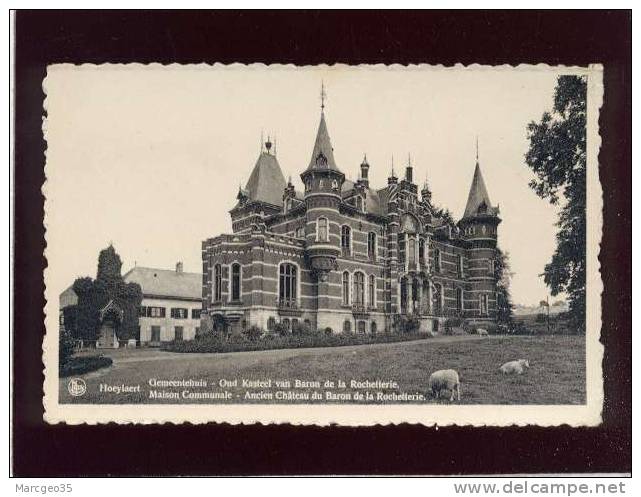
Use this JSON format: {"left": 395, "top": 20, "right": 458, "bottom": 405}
{"left": 324, "top": 327, "right": 333, "bottom": 336}
{"left": 292, "top": 321, "right": 312, "bottom": 336}
{"left": 60, "top": 355, "right": 112, "bottom": 377}
{"left": 398, "top": 314, "right": 420, "bottom": 334}
{"left": 59, "top": 328, "right": 76, "bottom": 367}
{"left": 273, "top": 322, "right": 289, "bottom": 337}
{"left": 535, "top": 313, "right": 547, "bottom": 323}
{"left": 243, "top": 325, "right": 263, "bottom": 341}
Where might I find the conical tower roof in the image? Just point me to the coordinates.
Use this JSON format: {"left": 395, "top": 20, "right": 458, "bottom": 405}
{"left": 306, "top": 112, "right": 339, "bottom": 171}
{"left": 463, "top": 162, "right": 495, "bottom": 219}
{"left": 244, "top": 150, "right": 287, "bottom": 207}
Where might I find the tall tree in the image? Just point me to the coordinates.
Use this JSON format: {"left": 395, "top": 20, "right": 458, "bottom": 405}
{"left": 525, "top": 75, "right": 586, "bottom": 332}
{"left": 494, "top": 247, "right": 514, "bottom": 327}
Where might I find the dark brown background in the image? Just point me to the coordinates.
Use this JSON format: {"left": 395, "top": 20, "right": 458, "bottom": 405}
{"left": 13, "top": 10, "right": 631, "bottom": 476}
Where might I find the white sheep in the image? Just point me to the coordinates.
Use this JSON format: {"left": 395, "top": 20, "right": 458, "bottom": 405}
{"left": 428, "top": 369, "right": 461, "bottom": 401}
{"left": 476, "top": 328, "right": 489, "bottom": 336}
{"left": 499, "top": 359, "right": 530, "bottom": 375}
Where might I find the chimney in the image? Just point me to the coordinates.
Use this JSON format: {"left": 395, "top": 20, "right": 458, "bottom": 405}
{"left": 360, "top": 154, "right": 370, "bottom": 187}
{"left": 176, "top": 262, "right": 183, "bottom": 273}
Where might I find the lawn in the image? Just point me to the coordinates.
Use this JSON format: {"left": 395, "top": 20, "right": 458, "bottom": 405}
{"left": 59, "top": 335, "right": 586, "bottom": 405}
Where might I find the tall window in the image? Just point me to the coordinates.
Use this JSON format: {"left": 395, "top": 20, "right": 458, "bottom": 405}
{"left": 357, "top": 321, "right": 366, "bottom": 334}
{"left": 368, "top": 274, "right": 376, "bottom": 308}
{"left": 434, "top": 249, "right": 442, "bottom": 273}
{"left": 231, "top": 263, "right": 241, "bottom": 301}
{"left": 214, "top": 264, "right": 222, "bottom": 302}
{"left": 457, "top": 254, "right": 464, "bottom": 278}
{"left": 480, "top": 294, "right": 488, "bottom": 315}
{"left": 398, "top": 233, "right": 406, "bottom": 263}
{"left": 279, "top": 263, "right": 298, "bottom": 307}
{"left": 433, "top": 283, "right": 443, "bottom": 314}
{"left": 408, "top": 235, "right": 416, "bottom": 264}
{"left": 456, "top": 288, "right": 463, "bottom": 312}
{"left": 317, "top": 217, "right": 328, "bottom": 242}
{"left": 342, "top": 271, "right": 350, "bottom": 305}
{"left": 353, "top": 272, "right": 365, "bottom": 307}
{"left": 341, "top": 225, "right": 351, "bottom": 256}
{"left": 371, "top": 322, "right": 377, "bottom": 334}
{"left": 343, "top": 320, "right": 351, "bottom": 333}
{"left": 368, "top": 232, "right": 377, "bottom": 261}
{"left": 488, "top": 259, "right": 495, "bottom": 276}
{"left": 419, "top": 238, "right": 425, "bottom": 262}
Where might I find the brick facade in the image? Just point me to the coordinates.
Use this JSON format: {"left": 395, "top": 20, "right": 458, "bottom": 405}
{"left": 202, "top": 110, "right": 501, "bottom": 335}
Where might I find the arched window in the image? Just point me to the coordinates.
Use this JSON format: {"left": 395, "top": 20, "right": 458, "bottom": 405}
{"left": 357, "top": 321, "right": 366, "bottom": 334}
{"left": 342, "top": 271, "right": 350, "bottom": 306}
{"left": 213, "top": 264, "right": 222, "bottom": 302}
{"left": 282, "top": 318, "right": 291, "bottom": 331}
{"left": 279, "top": 263, "right": 298, "bottom": 307}
{"left": 317, "top": 217, "right": 328, "bottom": 242}
{"left": 371, "top": 321, "right": 377, "bottom": 334}
{"left": 419, "top": 238, "right": 425, "bottom": 261}
{"left": 457, "top": 254, "right": 464, "bottom": 278}
{"left": 230, "top": 263, "right": 241, "bottom": 301}
{"left": 488, "top": 259, "right": 495, "bottom": 276}
{"left": 267, "top": 317, "right": 276, "bottom": 331}
{"left": 353, "top": 272, "right": 365, "bottom": 308}
{"left": 398, "top": 233, "right": 406, "bottom": 263}
{"left": 341, "top": 225, "right": 351, "bottom": 256}
{"left": 331, "top": 179, "right": 338, "bottom": 190}
{"left": 367, "top": 232, "right": 377, "bottom": 261}
{"left": 456, "top": 287, "right": 463, "bottom": 312}
{"left": 368, "top": 274, "right": 376, "bottom": 308}
{"left": 434, "top": 248, "right": 442, "bottom": 273}
{"left": 343, "top": 320, "right": 351, "bottom": 333}
{"left": 408, "top": 235, "right": 416, "bottom": 263}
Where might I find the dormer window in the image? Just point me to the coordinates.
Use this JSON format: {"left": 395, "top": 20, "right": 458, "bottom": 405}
{"left": 315, "top": 152, "right": 328, "bottom": 168}
{"left": 332, "top": 179, "right": 338, "bottom": 191}
{"left": 305, "top": 179, "right": 312, "bottom": 191}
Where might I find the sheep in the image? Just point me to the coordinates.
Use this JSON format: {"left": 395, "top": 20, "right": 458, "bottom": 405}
{"left": 428, "top": 369, "right": 461, "bottom": 401}
{"left": 499, "top": 359, "right": 530, "bottom": 375}
{"left": 476, "top": 328, "right": 489, "bottom": 337}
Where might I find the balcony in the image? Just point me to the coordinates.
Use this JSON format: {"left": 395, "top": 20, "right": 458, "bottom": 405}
{"left": 278, "top": 298, "right": 302, "bottom": 317}
{"left": 352, "top": 303, "right": 370, "bottom": 318}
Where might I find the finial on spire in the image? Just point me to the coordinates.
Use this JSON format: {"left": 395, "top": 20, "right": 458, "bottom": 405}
{"left": 260, "top": 129, "right": 264, "bottom": 153}
{"left": 265, "top": 134, "right": 272, "bottom": 153}
{"left": 391, "top": 154, "right": 395, "bottom": 176}
{"left": 320, "top": 80, "right": 327, "bottom": 111}
{"left": 475, "top": 135, "right": 479, "bottom": 164}
{"left": 408, "top": 153, "right": 412, "bottom": 166}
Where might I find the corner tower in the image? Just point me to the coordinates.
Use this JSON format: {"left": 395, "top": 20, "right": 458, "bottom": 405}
{"left": 300, "top": 101, "right": 345, "bottom": 282}
{"left": 459, "top": 149, "right": 501, "bottom": 322}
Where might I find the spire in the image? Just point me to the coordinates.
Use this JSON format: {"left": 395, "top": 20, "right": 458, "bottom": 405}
{"left": 306, "top": 110, "right": 339, "bottom": 171}
{"left": 243, "top": 142, "right": 287, "bottom": 207}
{"left": 463, "top": 161, "right": 494, "bottom": 219}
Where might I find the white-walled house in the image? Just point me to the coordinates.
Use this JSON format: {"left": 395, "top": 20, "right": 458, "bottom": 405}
{"left": 124, "top": 263, "right": 202, "bottom": 346}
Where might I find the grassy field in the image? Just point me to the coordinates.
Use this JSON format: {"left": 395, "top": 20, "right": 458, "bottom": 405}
{"left": 59, "top": 335, "right": 585, "bottom": 405}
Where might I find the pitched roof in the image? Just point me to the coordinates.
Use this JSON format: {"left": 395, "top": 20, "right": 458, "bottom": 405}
{"left": 340, "top": 179, "right": 387, "bottom": 216}
{"left": 244, "top": 152, "right": 287, "bottom": 207}
{"left": 307, "top": 112, "right": 340, "bottom": 171}
{"left": 463, "top": 162, "right": 496, "bottom": 218}
{"left": 123, "top": 266, "right": 201, "bottom": 300}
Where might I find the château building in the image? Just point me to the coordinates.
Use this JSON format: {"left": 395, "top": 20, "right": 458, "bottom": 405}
{"left": 201, "top": 95, "right": 501, "bottom": 335}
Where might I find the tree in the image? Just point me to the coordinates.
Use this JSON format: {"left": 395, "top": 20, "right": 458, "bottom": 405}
{"left": 494, "top": 247, "right": 514, "bottom": 327}
{"left": 525, "top": 75, "right": 586, "bottom": 332}
{"left": 70, "top": 245, "right": 142, "bottom": 343}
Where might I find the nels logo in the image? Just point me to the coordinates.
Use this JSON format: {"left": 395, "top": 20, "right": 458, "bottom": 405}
{"left": 67, "top": 378, "right": 87, "bottom": 397}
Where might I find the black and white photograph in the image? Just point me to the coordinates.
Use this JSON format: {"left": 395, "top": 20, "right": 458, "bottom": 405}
{"left": 41, "top": 63, "right": 603, "bottom": 426}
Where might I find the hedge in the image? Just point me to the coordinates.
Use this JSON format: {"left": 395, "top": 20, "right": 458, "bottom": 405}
{"left": 163, "top": 331, "right": 430, "bottom": 354}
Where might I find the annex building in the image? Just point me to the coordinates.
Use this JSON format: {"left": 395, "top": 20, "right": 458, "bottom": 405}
{"left": 201, "top": 98, "right": 501, "bottom": 335}
{"left": 60, "top": 262, "right": 202, "bottom": 347}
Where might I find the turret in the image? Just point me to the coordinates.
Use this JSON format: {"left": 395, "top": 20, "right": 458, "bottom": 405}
{"left": 300, "top": 102, "right": 344, "bottom": 282}
{"left": 358, "top": 154, "right": 370, "bottom": 188}
{"left": 459, "top": 145, "right": 501, "bottom": 322}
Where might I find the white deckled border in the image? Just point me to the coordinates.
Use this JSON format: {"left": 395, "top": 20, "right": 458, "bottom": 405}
{"left": 42, "top": 63, "right": 604, "bottom": 426}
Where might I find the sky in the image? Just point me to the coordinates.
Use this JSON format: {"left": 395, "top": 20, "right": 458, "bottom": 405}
{"left": 44, "top": 64, "right": 579, "bottom": 306}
